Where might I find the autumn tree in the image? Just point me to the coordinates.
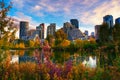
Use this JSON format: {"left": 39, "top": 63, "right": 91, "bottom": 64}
{"left": 60, "top": 39, "right": 70, "bottom": 47}
{"left": 89, "top": 37, "right": 96, "bottom": 44}
{"left": 34, "top": 35, "right": 41, "bottom": 47}
{"left": 55, "top": 29, "right": 67, "bottom": 40}
{"left": 46, "top": 34, "right": 55, "bottom": 47}
{"left": 55, "top": 29, "right": 67, "bottom": 46}
{"left": 74, "top": 39, "right": 83, "bottom": 48}
{"left": 0, "top": 0, "right": 14, "bottom": 38}
{"left": 0, "top": 0, "right": 17, "bottom": 49}
{"left": 29, "top": 40, "right": 35, "bottom": 47}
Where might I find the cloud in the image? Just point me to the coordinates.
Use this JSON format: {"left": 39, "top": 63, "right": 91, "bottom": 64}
{"left": 12, "top": 0, "right": 24, "bottom": 8}
{"left": 32, "top": 5, "right": 42, "bottom": 11}
{"left": 10, "top": 0, "right": 120, "bottom": 34}
{"left": 80, "top": 0, "right": 120, "bottom": 25}
{"left": 12, "top": 12, "right": 39, "bottom": 29}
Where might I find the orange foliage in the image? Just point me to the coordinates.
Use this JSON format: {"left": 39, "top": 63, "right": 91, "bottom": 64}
{"left": 89, "top": 37, "right": 96, "bottom": 44}
{"left": 19, "top": 43, "right": 25, "bottom": 48}
{"left": 60, "top": 40, "right": 70, "bottom": 47}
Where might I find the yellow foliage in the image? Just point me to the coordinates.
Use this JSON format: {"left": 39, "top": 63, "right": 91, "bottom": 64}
{"left": 74, "top": 39, "right": 90, "bottom": 47}
{"left": 89, "top": 37, "right": 96, "bottom": 44}
{"left": 19, "top": 43, "right": 25, "bottom": 48}
{"left": 60, "top": 40, "right": 70, "bottom": 47}
{"left": 74, "top": 39, "right": 84, "bottom": 47}
{"left": 15, "top": 44, "right": 19, "bottom": 48}
{"left": 34, "top": 37, "right": 41, "bottom": 47}
{"left": 15, "top": 43, "right": 25, "bottom": 48}
{"left": 29, "top": 40, "right": 35, "bottom": 47}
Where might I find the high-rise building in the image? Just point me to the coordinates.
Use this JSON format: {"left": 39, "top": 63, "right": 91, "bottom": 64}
{"left": 84, "top": 30, "right": 88, "bottom": 36}
{"left": 115, "top": 17, "right": 120, "bottom": 24}
{"left": 70, "top": 19, "right": 79, "bottom": 28}
{"left": 103, "top": 15, "right": 113, "bottom": 40}
{"left": 63, "top": 22, "right": 73, "bottom": 35}
{"left": 27, "top": 29, "right": 36, "bottom": 36}
{"left": 40, "top": 23, "right": 45, "bottom": 39}
{"left": 68, "top": 28, "right": 84, "bottom": 40}
{"left": 95, "top": 25, "right": 101, "bottom": 40}
{"left": 19, "top": 21, "right": 29, "bottom": 39}
{"left": 103, "top": 15, "right": 113, "bottom": 28}
{"left": 47, "top": 23, "right": 56, "bottom": 36}
{"left": 63, "top": 21, "right": 84, "bottom": 40}
{"left": 91, "top": 32, "right": 95, "bottom": 37}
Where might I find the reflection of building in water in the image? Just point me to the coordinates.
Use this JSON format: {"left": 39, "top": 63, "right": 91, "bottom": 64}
{"left": 70, "top": 55, "right": 97, "bottom": 68}
{"left": 82, "top": 56, "right": 96, "bottom": 68}
{"left": 10, "top": 55, "right": 19, "bottom": 63}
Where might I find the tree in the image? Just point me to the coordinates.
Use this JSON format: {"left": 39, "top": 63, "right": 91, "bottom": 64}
{"left": 46, "top": 34, "right": 55, "bottom": 47}
{"left": 60, "top": 39, "right": 70, "bottom": 47}
{"left": 99, "top": 23, "right": 110, "bottom": 43}
{"left": 34, "top": 35, "right": 41, "bottom": 47}
{"left": 19, "top": 43, "right": 25, "bottom": 48}
{"left": 55, "top": 29, "right": 67, "bottom": 40}
{"left": 55, "top": 29, "right": 67, "bottom": 46}
{"left": 29, "top": 40, "right": 35, "bottom": 47}
{"left": 89, "top": 37, "right": 96, "bottom": 44}
{"left": 74, "top": 39, "right": 83, "bottom": 48}
{"left": 113, "top": 23, "right": 120, "bottom": 44}
{"left": 0, "top": 0, "right": 14, "bottom": 39}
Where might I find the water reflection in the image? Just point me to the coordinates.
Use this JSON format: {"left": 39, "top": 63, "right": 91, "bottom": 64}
{"left": 82, "top": 56, "right": 96, "bottom": 68}
{"left": 10, "top": 55, "right": 19, "bottom": 63}
{"left": 10, "top": 50, "right": 97, "bottom": 68}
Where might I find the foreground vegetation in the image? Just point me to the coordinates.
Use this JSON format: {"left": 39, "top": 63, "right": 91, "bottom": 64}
{"left": 0, "top": 49, "right": 120, "bottom": 80}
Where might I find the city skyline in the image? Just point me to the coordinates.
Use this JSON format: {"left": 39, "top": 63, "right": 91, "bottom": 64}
{"left": 5, "top": 0, "right": 120, "bottom": 36}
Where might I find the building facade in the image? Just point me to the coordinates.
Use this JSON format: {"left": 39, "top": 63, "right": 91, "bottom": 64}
{"left": 84, "top": 30, "right": 88, "bottom": 36}
{"left": 91, "top": 32, "right": 95, "bottom": 38}
{"left": 70, "top": 19, "right": 79, "bottom": 28}
{"left": 115, "top": 17, "right": 120, "bottom": 24}
{"left": 19, "top": 21, "right": 29, "bottom": 40}
{"left": 95, "top": 25, "right": 101, "bottom": 40}
{"left": 40, "top": 23, "right": 45, "bottom": 39}
{"left": 103, "top": 15, "right": 113, "bottom": 40}
{"left": 63, "top": 19, "right": 84, "bottom": 41}
{"left": 47, "top": 23, "right": 56, "bottom": 36}
{"left": 103, "top": 15, "right": 113, "bottom": 28}
{"left": 63, "top": 22, "right": 74, "bottom": 35}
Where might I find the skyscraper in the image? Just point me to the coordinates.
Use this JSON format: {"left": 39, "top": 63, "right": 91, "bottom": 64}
{"left": 95, "top": 25, "right": 101, "bottom": 40}
{"left": 91, "top": 32, "right": 95, "bottom": 37}
{"left": 19, "top": 21, "right": 29, "bottom": 39}
{"left": 47, "top": 23, "right": 56, "bottom": 36}
{"left": 40, "top": 23, "right": 45, "bottom": 39}
{"left": 84, "top": 30, "right": 88, "bottom": 36}
{"left": 103, "top": 15, "right": 113, "bottom": 40}
{"left": 103, "top": 15, "right": 113, "bottom": 28}
{"left": 70, "top": 19, "right": 79, "bottom": 28}
{"left": 115, "top": 17, "right": 120, "bottom": 24}
{"left": 63, "top": 22, "right": 73, "bottom": 35}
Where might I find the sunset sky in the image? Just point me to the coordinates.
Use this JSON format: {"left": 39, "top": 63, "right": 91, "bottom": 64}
{"left": 5, "top": 0, "right": 120, "bottom": 36}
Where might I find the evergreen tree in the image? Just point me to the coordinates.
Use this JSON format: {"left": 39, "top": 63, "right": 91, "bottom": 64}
{"left": 113, "top": 23, "right": 120, "bottom": 44}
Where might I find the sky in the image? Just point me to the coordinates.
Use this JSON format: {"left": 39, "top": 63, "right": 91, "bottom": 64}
{"left": 4, "top": 0, "right": 120, "bottom": 37}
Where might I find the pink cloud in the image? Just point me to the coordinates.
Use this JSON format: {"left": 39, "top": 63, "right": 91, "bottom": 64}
{"left": 80, "top": 0, "right": 120, "bottom": 25}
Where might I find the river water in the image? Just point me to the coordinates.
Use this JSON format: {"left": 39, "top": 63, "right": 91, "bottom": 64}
{"left": 7, "top": 49, "right": 97, "bottom": 68}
